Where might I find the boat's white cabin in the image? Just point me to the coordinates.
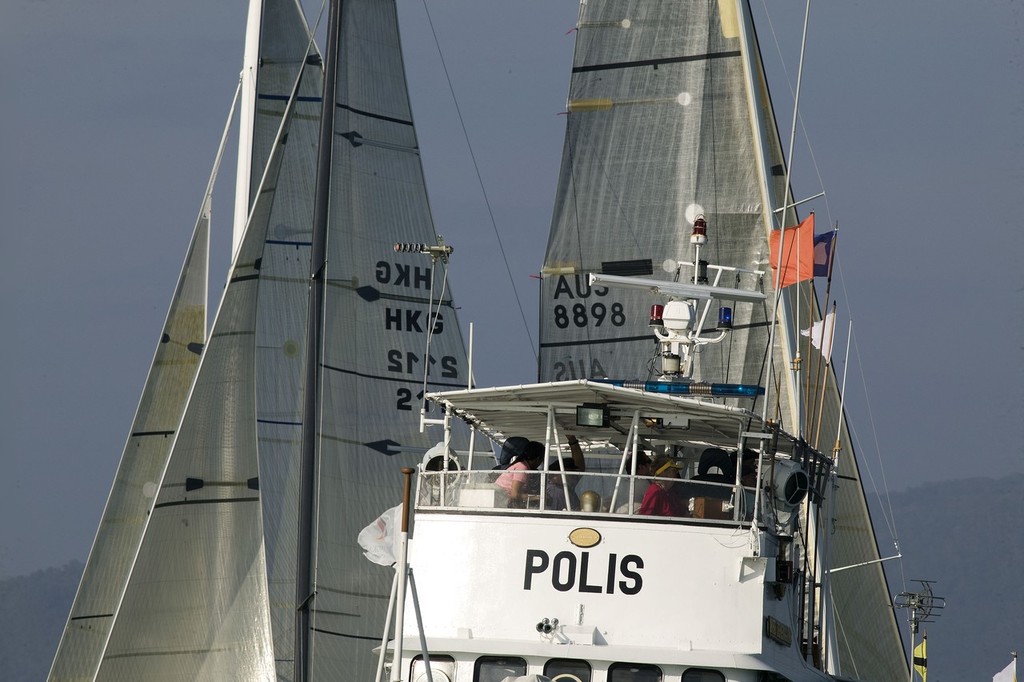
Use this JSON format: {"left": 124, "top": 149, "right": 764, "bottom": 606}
{"left": 380, "top": 381, "right": 839, "bottom": 682}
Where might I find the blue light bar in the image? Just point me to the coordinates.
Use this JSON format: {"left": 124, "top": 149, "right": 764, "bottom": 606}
{"left": 594, "top": 379, "right": 765, "bottom": 397}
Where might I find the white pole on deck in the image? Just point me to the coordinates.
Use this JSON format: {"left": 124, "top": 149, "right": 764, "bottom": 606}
{"left": 391, "top": 467, "right": 415, "bottom": 681}
{"left": 763, "top": 0, "right": 813, "bottom": 431}
{"left": 375, "top": 573, "right": 399, "bottom": 682}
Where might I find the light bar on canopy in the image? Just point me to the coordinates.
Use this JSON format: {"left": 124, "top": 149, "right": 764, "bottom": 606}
{"left": 594, "top": 378, "right": 765, "bottom": 398}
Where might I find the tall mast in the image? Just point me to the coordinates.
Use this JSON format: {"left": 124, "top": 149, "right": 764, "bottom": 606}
{"left": 294, "top": 0, "right": 341, "bottom": 679}
{"left": 232, "top": 0, "right": 263, "bottom": 257}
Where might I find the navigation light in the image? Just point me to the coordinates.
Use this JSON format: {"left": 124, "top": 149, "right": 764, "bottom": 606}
{"left": 718, "top": 306, "right": 733, "bottom": 329}
{"left": 690, "top": 215, "right": 708, "bottom": 245}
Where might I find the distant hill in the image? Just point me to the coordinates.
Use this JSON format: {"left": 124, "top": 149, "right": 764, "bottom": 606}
{"left": 872, "top": 474, "right": 1024, "bottom": 681}
{"left": 4, "top": 476, "right": 1021, "bottom": 680}
{"left": 0, "top": 561, "right": 81, "bottom": 681}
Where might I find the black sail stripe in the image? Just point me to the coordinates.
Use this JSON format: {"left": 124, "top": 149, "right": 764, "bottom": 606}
{"left": 540, "top": 335, "right": 653, "bottom": 349}
{"left": 572, "top": 50, "right": 741, "bottom": 74}
{"left": 321, "top": 363, "right": 466, "bottom": 389}
{"left": 153, "top": 497, "right": 259, "bottom": 510}
{"left": 70, "top": 613, "right": 114, "bottom": 622}
{"left": 336, "top": 102, "right": 412, "bottom": 127}
{"left": 311, "top": 626, "right": 384, "bottom": 642}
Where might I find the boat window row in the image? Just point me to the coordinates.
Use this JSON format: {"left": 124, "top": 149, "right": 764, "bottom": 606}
{"left": 412, "top": 655, "right": 727, "bottom": 682}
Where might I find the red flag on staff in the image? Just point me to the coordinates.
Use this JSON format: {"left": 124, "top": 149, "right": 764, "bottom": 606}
{"left": 769, "top": 213, "right": 815, "bottom": 288}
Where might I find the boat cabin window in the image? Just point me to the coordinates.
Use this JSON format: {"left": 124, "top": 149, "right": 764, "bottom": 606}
{"left": 608, "top": 662, "right": 662, "bottom": 682}
{"left": 681, "top": 669, "right": 725, "bottom": 682}
{"left": 474, "top": 656, "right": 526, "bottom": 682}
{"left": 544, "top": 657, "right": 592, "bottom": 681}
{"left": 411, "top": 654, "right": 455, "bottom": 682}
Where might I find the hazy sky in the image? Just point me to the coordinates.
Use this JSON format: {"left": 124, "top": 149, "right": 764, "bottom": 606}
{"left": 1, "top": 0, "right": 1021, "bottom": 590}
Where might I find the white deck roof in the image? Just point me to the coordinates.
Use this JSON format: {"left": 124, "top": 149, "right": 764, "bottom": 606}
{"left": 427, "top": 379, "right": 802, "bottom": 456}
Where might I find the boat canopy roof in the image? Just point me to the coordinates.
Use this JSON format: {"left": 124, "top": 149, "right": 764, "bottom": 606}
{"left": 427, "top": 380, "right": 810, "bottom": 459}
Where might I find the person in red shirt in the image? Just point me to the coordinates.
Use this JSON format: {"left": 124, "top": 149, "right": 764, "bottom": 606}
{"left": 638, "top": 455, "right": 687, "bottom": 517}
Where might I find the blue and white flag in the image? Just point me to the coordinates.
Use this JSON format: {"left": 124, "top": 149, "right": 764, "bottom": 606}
{"left": 813, "top": 231, "right": 835, "bottom": 278}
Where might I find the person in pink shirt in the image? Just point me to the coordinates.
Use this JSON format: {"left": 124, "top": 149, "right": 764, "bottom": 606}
{"left": 495, "top": 439, "right": 544, "bottom": 507}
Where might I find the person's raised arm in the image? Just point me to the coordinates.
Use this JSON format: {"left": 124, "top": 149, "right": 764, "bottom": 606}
{"left": 566, "top": 434, "right": 585, "bottom": 472}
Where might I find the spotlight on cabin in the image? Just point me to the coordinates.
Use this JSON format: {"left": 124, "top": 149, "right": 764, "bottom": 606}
{"left": 773, "top": 460, "right": 810, "bottom": 507}
{"left": 576, "top": 403, "right": 609, "bottom": 428}
{"left": 421, "top": 442, "right": 460, "bottom": 473}
{"left": 420, "top": 442, "right": 461, "bottom": 496}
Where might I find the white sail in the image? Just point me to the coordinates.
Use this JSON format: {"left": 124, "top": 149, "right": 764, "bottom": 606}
{"left": 538, "top": 1, "right": 904, "bottom": 679}
{"left": 297, "top": 0, "right": 470, "bottom": 678}
{"left": 539, "top": 0, "right": 776, "bottom": 398}
{"left": 47, "top": 192, "right": 209, "bottom": 682}
{"left": 245, "top": 0, "right": 324, "bottom": 673}
{"left": 51, "top": 0, "right": 470, "bottom": 678}
{"left": 91, "top": 53, "right": 315, "bottom": 680}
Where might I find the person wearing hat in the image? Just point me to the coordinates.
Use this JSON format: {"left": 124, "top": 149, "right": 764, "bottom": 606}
{"left": 495, "top": 436, "right": 529, "bottom": 469}
{"left": 495, "top": 438, "right": 545, "bottom": 507}
{"left": 638, "top": 455, "right": 687, "bottom": 517}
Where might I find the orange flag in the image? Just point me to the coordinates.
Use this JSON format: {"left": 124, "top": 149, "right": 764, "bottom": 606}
{"left": 769, "top": 213, "right": 815, "bottom": 288}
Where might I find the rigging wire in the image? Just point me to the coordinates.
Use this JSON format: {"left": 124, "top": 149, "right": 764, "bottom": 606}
{"left": 757, "top": 0, "right": 837, "bottom": 229}
{"left": 758, "top": 0, "right": 904, "bottom": 581}
{"left": 418, "top": 0, "right": 536, "bottom": 360}
{"left": 833, "top": 267, "right": 907, "bottom": 592}
{"left": 422, "top": 260, "right": 453, "bottom": 404}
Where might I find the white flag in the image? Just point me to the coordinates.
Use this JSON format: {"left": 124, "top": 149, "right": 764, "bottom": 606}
{"left": 357, "top": 504, "right": 402, "bottom": 566}
{"left": 801, "top": 310, "right": 836, "bottom": 362}
{"left": 993, "top": 657, "right": 1017, "bottom": 682}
